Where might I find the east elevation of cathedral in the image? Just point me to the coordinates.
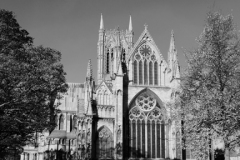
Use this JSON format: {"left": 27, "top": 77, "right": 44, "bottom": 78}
{"left": 22, "top": 15, "right": 182, "bottom": 160}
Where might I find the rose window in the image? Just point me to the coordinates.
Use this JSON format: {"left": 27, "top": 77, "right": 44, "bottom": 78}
{"left": 136, "top": 94, "right": 156, "bottom": 111}
{"left": 140, "top": 44, "right": 151, "bottom": 57}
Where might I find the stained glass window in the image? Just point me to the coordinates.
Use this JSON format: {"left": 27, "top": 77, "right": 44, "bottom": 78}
{"left": 59, "top": 115, "right": 64, "bottom": 130}
{"left": 154, "top": 62, "right": 158, "bottom": 85}
{"left": 149, "top": 61, "right": 153, "bottom": 85}
{"left": 144, "top": 60, "right": 148, "bottom": 85}
{"left": 139, "top": 61, "right": 143, "bottom": 84}
{"left": 140, "top": 45, "right": 151, "bottom": 57}
{"left": 129, "top": 92, "right": 165, "bottom": 158}
{"left": 134, "top": 60, "right": 138, "bottom": 84}
{"left": 106, "top": 51, "right": 110, "bottom": 74}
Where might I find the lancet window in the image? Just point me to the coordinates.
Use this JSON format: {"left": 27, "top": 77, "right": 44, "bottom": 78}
{"left": 133, "top": 44, "right": 158, "bottom": 86}
{"left": 106, "top": 49, "right": 110, "bottom": 74}
{"left": 59, "top": 115, "right": 64, "bottom": 130}
{"left": 129, "top": 92, "right": 165, "bottom": 158}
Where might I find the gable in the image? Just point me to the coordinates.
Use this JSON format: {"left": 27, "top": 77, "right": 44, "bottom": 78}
{"left": 126, "top": 28, "right": 168, "bottom": 67}
{"left": 95, "top": 81, "right": 113, "bottom": 94}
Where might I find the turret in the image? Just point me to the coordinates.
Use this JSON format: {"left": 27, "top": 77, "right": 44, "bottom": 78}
{"left": 86, "top": 59, "right": 93, "bottom": 81}
{"left": 129, "top": 15, "right": 132, "bottom": 32}
{"left": 100, "top": 13, "right": 104, "bottom": 30}
{"left": 98, "top": 14, "right": 105, "bottom": 84}
{"left": 127, "top": 15, "right": 134, "bottom": 46}
{"left": 85, "top": 59, "right": 94, "bottom": 115}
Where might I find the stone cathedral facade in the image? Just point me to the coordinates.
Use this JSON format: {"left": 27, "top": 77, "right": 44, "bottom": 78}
{"left": 21, "top": 15, "right": 182, "bottom": 160}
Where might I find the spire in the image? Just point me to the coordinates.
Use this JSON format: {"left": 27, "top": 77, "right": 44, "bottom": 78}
{"left": 100, "top": 13, "right": 104, "bottom": 30}
{"left": 144, "top": 24, "right": 148, "bottom": 31}
{"left": 86, "top": 59, "right": 93, "bottom": 81}
{"left": 170, "top": 30, "right": 176, "bottom": 53}
{"left": 117, "top": 60, "right": 123, "bottom": 76}
{"left": 168, "top": 30, "right": 176, "bottom": 64}
{"left": 129, "top": 15, "right": 132, "bottom": 31}
{"left": 168, "top": 30, "right": 180, "bottom": 79}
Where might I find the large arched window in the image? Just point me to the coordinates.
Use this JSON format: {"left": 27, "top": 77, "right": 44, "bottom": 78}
{"left": 129, "top": 91, "right": 165, "bottom": 158}
{"left": 96, "top": 126, "right": 114, "bottom": 159}
{"left": 133, "top": 44, "right": 158, "bottom": 86}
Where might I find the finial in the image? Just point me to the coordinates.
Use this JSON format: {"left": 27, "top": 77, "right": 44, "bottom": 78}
{"left": 170, "top": 30, "right": 175, "bottom": 46}
{"left": 129, "top": 15, "right": 132, "bottom": 31}
{"left": 144, "top": 24, "right": 148, "bottom": 31}
{"left": 100, "top": 13, "right": 104, "bottom": 30}
{"left": 171, "top": 30, "right": 174, "bottom": 37}
{"left": 86, "top": 59, "right": 92, "bottom": 80}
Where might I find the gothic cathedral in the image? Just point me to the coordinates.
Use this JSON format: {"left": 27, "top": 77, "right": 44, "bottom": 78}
{"left": 22, "top": 15, "right": 181, "bottom": 160}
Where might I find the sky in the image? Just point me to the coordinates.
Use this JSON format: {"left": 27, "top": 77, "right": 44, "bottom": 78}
{"left": 1, "top": 0, "right": 240, "bottom": 83}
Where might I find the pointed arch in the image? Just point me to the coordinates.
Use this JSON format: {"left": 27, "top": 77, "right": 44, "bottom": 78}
{"left": 72, "top": 115, "right": 78, "bottom": 130}
{"left": 96, "top": 126, "right": 114, "bottom": 159}
{"left": 106, "top": 50, "right": 110, "bottom": 74}
{"left": 128, "top": 88, "right": 167, "bottom": 158}
{"left": 128, "top": 88, "right": 166, "bottom": 115}
{"left": 59, "top": 114, "right": 64, "bottom": 130}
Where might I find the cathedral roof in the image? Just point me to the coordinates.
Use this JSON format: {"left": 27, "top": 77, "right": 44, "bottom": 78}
{"left": 47, "top": 130, "right": 77, "bottom": 139}
{"left": 47, "top": 130, "right": 76, "bottom": 139}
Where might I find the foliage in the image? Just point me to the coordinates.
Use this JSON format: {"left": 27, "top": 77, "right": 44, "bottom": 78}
{"left": 0, "top": 9, "right": 68, "bottom": 158}
{"left": 171, "top": 11, "right": 240, "bottom": 160}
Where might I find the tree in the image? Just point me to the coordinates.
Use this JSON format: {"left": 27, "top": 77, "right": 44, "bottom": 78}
{"left": 176, "top": 11, "right": 240, "bottom": 160}
{"left": 0, "top": 9, "right": 68, "bottom": 158}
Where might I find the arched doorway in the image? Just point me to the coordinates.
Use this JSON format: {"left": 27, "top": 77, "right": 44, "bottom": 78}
{"left": 96, "top": 126, "right": 114, "bottom": 159}
{"left": 129, "top": 90, "right": 166, "bottom": 158}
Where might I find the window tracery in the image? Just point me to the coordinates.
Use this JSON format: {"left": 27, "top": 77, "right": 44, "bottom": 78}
{"left": 133, "top": 44, "right": 158, "bottom": 85}
{"left": 97, "top": 126, "right": 114, "bottom": 159}
{"left": 129, "top": 92, "right": 165, "bottom": 158}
